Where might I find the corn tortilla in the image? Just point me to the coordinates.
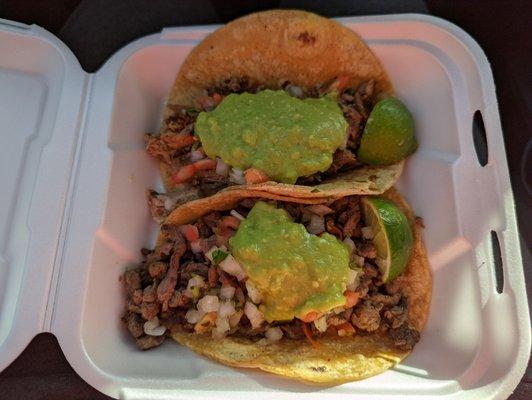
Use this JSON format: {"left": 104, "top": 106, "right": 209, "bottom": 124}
{"left": 166, "top": 187, "right": 431, "bottom": 384}
{"left": 158, "top": 10, "right": 403, "bottom": 196}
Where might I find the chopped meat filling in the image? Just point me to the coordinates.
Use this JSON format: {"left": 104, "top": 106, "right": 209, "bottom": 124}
{"left": 135, "top": 334, "right": 165, "bottom": 350}
{"left": 122, "top": 196, "right": 420, "bottom": 351}
{"left": 351, "top": 301, "right": 381, "bottom": 332}
{"left": 144, "top": 77, "right": 377, "bottom": 199}
{"left": 147, "top": 189, "right": 202, "bottom": 223}
{"left": 388, "top": 323, "right": 420, "bottom": 351}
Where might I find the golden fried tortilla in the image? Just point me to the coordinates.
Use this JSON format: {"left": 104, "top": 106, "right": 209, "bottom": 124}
{"left": 167, "top": 187, "right": 431, "bottom": 384}
{"left": 158, "top": 10, "right": 403, "bottom": 196}
{"left": 167, "top": 10, "right": 393, "bottom": 109}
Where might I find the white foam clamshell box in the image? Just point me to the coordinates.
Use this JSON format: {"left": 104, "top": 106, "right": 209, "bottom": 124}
{"left": 0, "top": 13, "right": 529, "bottom": 400}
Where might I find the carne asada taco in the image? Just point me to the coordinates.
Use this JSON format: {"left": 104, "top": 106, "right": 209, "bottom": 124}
{"left": 122, "top": 187, "right": 431, "bottom": 383}
{"left": 145, "top": 10, "right": 416, "bottom": 201}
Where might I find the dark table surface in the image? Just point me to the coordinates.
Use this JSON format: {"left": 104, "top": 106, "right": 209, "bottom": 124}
{"left": 0, "top": 0, "right": 530, "bottom": 399}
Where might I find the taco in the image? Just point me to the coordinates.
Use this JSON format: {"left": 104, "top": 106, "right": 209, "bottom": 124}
{"left": 122, "top": 187, "right": 431, "bottom": 383}
{"left": 144, "top": 10, "right": 416, "bottom": 203}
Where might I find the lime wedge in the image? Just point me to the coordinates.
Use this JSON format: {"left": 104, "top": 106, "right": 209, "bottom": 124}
{"left": 361, "top": 196, "right": 413, "bottom": 282}
{"left": 358, "top": 97, "right": 417, "bottom": 165}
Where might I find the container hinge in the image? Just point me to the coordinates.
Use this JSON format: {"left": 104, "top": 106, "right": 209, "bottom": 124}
{"left": 43, "top": 73, "right": 95, "bottom": 331}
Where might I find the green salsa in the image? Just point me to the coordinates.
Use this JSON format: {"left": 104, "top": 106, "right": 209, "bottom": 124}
{"left": 229, "top": 202, "right": 350, "bottom": 322}
{"left": 195, "top": 90, "right": 348, "bottom": 184}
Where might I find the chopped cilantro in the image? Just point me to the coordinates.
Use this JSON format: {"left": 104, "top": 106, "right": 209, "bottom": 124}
{"left": 212, "top": 249, "right": 229, "bottom": 264}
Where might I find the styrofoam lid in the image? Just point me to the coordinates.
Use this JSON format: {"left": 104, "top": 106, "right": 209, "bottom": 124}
{"left": 0, "top": 19, "right": 86, "bottom": 370}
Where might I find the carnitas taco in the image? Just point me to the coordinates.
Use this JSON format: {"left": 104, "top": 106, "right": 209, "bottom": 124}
{"left": 144, "top": 10, "right": 416, "bottom": 206}
{"left": 122, "top": 187, "right": 431, "bottom": 383}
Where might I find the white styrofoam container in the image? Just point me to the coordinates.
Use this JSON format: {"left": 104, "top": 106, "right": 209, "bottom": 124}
{"left": 0, "top": 13, "right": 529, "bottom": 400}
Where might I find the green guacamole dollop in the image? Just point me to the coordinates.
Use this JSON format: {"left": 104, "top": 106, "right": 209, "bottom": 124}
{"left": 195, "top": 90, "right": 348, "bottom": 184}
{"left": 229, "top": 202, "right": 350, "bottom": 322}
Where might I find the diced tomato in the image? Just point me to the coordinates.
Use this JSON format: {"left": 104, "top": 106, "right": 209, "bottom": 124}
{"left": 212, "top": 93, "right": 223, "bottom": 105}
{"left": 172, "top": 158, "right": 216, "bottom": 184}
{"left": 336, "top": 322, "right": 355, "bottom": 337}
{"left": 301, "top": 311, "right": 320, "bottom": 323}
{"left": 194, "top": 158, "right": 217, "bottom": 171}
{"left": 344, "top": 290, "right": 360, "bottom": 308}
{"left": 172, "top": 164, "right": 196, "bottom": 184}
{"left": 336, "top": 74, "right": 351, "bottom": 92}
{"left": 216, "top": 225, "right": 236, "bottom": 243}
{"left": 244, "top": 168, "right": 270, "bottom": 184}
{"left": 301, "top": 321, "right": 320, "bottom": 348}
{"left": 220, "top": 216, "right": 241, "bottom": 230}
{"left": 180, "top": 224, "right": 199, "bottom": 242}
{"left": 324, "top": 74, "right": 350, "bottom": 94}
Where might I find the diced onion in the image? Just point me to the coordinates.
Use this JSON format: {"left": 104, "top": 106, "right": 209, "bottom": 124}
{"left": 351, "top": 254, "right": 365, "bottom": 267}
{"left": 211, "top": 326, "right": 228, "bottom": 339}
{"left": 244, "top": 301, "right": 264, "bottom": 329}
{"left": 186, "top": 275, "right": 206, "bottom": 291}
{"left": 185, "top": 309, "right": 205, "bottom": 324}
{"left": 229, "top": 168, "right": 246, "bottom": 185}
{"left": 229, "top": 310, "right": 243, "bottom": 328}
{"left": 197, "top": 295, "right": 220, "bottom": 313}
{"left": 201, "top": 97, "right": 216, "bottom": 111}
{"left": 218, "top": 301, "right": 236, "bottom": 318}
{"left": 215, "top": 158, "right": 230, "bottom": 177}
{"left": 205, "top": 246, "right": 218, "bottom": 263}
{"left": 338, "top": 328, "right": 351, "bottom": 337}
{"left": 230, "top": 210, "right": 245, "bottom": 221}
{"left": 285, "top": 84, "right": 303, "bottom": 98}
{"left": 143, "top": 317, "right": 166, "bottom": 336}
{"left": 307, "top": 214, "right": 325, "bottom": 235}
{"left": 333, "top": 306, "right": 345, "bottom": 314}
{"left": 205, "top": 245, "right": 227, "bottom": 263}
{"left": 216, "top": 316, "right": 230, "bottom": 331}
{"left": 212, "top": 316, "right": 230, "bottom": 339}
{"left": 245, "top": 280, "right": 263, "bottom": 304}
{"left": 184, "top": 275, "right": 206, "bottom": 297}
{"left": 220, "top": 284, "right": 236, "bottom": 300}
{"left": 163, "top": 197, "right": 176, "bottom": 211}
{"left": 314, "top": 316, "right": 328, "bottom": 333}
{"left": 219, "top": 254, "right": 247, "bottom": 281}
{"left": 347, "top": 269, "right": 360, "bottom": 291}
{"left": 343, "top": 237, "right": 356, "bottom": 253}
{"left": 211, "top": 327, "right": 225, "bottom": 339}
{"left": 190, "top": 148, "right": 205, "bottom": 162}
{"left": 361, "top": 226, "right": 374, "bottom": 240}
{"left": 265, "top": 327, "right": 283, "bottom": 342}
{"left": 190, "top": 240, "right": 202, "bottom": 254}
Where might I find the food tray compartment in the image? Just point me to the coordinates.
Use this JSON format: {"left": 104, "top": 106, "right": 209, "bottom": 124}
{"left": 0, "top": 14, "right": 527, "bottom": 400}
